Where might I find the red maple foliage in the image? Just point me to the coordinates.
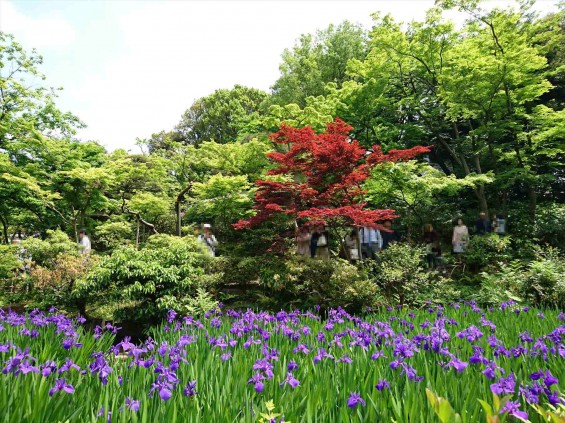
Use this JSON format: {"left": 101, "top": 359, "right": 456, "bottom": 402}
{"left": 234, "top": 118, "right": 430, "bottom": 230}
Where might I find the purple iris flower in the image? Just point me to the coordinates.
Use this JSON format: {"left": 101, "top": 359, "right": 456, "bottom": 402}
{"left": 547, "top": 390, "right": 565, "bottom": 406}
{"left": 150, "top": 380, "right": 173, "bottom": 401}
{"left": 491, "top": 373, "right": 516, "bottom": 395}
{"left": 389, "top": 359, "right": 401, "bottom": 369}
{"left": 371, "top": 351, "right": 385, "bottom": 360}
{"left": 376, "top": 380, "right": 390, "bottom": 391}
{"left": 448, "top": 357, "right": 468, "bottom": 373}
{"left": 183, "top": 380, "right": 197, "bottom": 397}
{"left": 292, "top": 344, "right": 310, "bottom": 355}
{"left": 62, "top": 337, "right": 82, "bottom": 349}
{"left": 280, "top": 372, "right": 300, "bottom": 389}
{"left": 248, "top": 373, "right": 265, "bottom": 393}
{"left": 125, "top": 397, "right": 140, "bottom": 412}
{"left": 220, "top": 351, "right": 232, "bottom": 361}
{"left": 347, "top": 392, "right": 366, "bottom": 408}
{"left": 58, "top": 358, "right": 80, "bottom": 374}
{"left": 48, "top": 378, "right": 75, "bottom": 396}
{"left": 500, "top": 401, "right": 528, "bottom": 421}
{"left": 19, "top": 362, "right": 39, "bottom": 374}
{"left": 337, "top": 354, "right": 353, "bottom": 364}
{"left": 41, "top": 361, "right": 58, "bottom": 377}
{"left": 520, "top": 382, "right": 544, "bottom": 404}
{"left": 166, "top": 310, "right": 177, "bottom": 323}
{"left": 287, "top": 360, "right": 298, "bottom": 371}
{"left": 532, "top": 370, "right": 559, "bottom": 388}
{"left": 519, "top": 331, "right": 533, "bottom": 343}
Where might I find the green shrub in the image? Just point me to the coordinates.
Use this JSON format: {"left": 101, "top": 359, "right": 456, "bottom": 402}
{"left": 0, "top": 245, "right": 20, "bottom": 280}
{"left": 464, "top": 234, "right": 512, "bottom": 269}
{"left": 473, "top": 262, "right": 525, "bottom": 307}
{"left": 368, "top": 243, "right": 460, "bottom": 306}
{"left": 521, "top": 247, "right": 565, "bottom": 307}
{"left": 474, "top": 247, "right": 565, "bottom": 308}
{"left": 76, "top": 234, "right": 219, "bottom": 321}
{"left": 214, "top": 255, "right": 380, "bottom": 311}
{"left": 534, "top": 203, "right": 565, "bottom": 250}
{"left": 275, "top": 257, "right": 380, "bottom": 311}
{"left": 94, "top": 220, "right": 134, "bottom": 250}
{"left": 29, "top": 254, "right": 97, "bottom": 314}
{"left": 21, "top": 230, "right": 78, "bottom": 267}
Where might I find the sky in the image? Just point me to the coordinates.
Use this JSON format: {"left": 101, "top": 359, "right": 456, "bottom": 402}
{"left": 0, "top": 0, "right": 560, "bottom": 152}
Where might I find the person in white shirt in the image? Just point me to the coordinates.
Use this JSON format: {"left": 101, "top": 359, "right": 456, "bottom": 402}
{"left": 359, "top": 226, "right": 382, "bottom": 260}
{"left": 198, "top": 224, "right": 218, "bottom": 257}
{"left": 78, "top": 228, "right": 92, "bottom": 256}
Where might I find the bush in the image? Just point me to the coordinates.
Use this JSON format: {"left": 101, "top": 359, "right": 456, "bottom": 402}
{"left": 29, "top": 254, "right": 97, "bottom": 313}
{"left": 474, "top": 247, "right": 565, "bottom": 308}
{"left": 0, "top": 245, "right": 20, "bottom": 280}
{"left": 464, "top": 234, "right": 512, "bottom": 269}
{"left": 368, "top": 243, "right": 460, "bottom": 306}
{"left": 21, "top": 230, "right": 78, "bottom": 267}
{"left": 521, "top": 247, "right": 565, "bottom": 307}
{"left": 76, "top": 234, "right": 218, "bottom": 321}
{"left": 473, "top": 262, "right": 525, "bottom": 307}
{"left": 214, "top": 255, "right": 379, "bottom": 311}
{"left": 94, "top": 220, "right": 134, "bottom": 250}
{"left": 534, "top": 203, "right": 565, "bottom": 251}
{"left": 275, "top": 257, "right": 380, "bottom": 311}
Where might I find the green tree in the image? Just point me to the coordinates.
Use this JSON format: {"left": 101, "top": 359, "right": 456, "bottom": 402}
{"left": 364, "top": 161, "right": 493, "bottom": 238}
{"left": 187, "top": 174, "right": 255, "bottom": 231}
{"left": 271, "top": 21, "right": 369, "bottom": 107}
{"left": 175, "top": 85, "right": 269, "bottom": 145}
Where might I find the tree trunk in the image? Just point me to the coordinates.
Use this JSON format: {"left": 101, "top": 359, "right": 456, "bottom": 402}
{"left": 175, "top": 184, "right": 192, "bottom": 237}
{"left": 474, "top": 184, "right": 489, "bottom": 216}
{"left": 527, "top": 184, "right": 537, "bottom": 222}
{"left": 136, "top": 219, "right": 140, "bottom": 249}
{"left": 0, "top": 215, "right": 8, "bottom": 244}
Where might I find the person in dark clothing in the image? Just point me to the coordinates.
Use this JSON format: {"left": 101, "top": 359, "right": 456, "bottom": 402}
{"left": 475, "top": 212, "right": 492, "bottom": 235}
{"left": 310, "top": 224, "right": 330, "bottom": 259}
{"left": 381, "top": 220, "right": 400, "bottom": 249}
{"left": 423, "top": 224, "right": 441, "bottom": 269}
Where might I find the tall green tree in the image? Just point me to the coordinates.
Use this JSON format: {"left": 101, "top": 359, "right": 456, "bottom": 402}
{"left": 271, "top": 21, "right": 369, "bottom": 108}
{"left": 175, "top": 85, "right": 269, "bottom": 146}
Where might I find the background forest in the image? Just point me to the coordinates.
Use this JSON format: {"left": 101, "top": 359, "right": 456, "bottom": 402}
{"left": 1, "top": 0, "right": 564, "bottom": 324}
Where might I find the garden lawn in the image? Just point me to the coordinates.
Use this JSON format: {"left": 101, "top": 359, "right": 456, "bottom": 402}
{"left": 0, "top": 302, "right": 564, "bottom": 422}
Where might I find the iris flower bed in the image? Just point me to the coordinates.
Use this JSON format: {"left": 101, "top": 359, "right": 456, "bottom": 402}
{"left": 1, "top": 302, "right": 564, "bottom": 422}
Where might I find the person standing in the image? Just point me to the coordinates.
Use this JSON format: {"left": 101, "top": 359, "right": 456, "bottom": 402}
{"left": 78, "top": 229, "right": 92, "bottom": 256}
{"left": 495, "top": 214, "right": 506, "bottom": 236}
{"left": 359, "top": 225, "right": 382, "bottom": 260}
{"left": 296, "top": 225, "right": 312, "bottom": 258}
{"left": 423, "top": 224, "right": 440, "bottom": 269}
{"left": 475, "top": 212, "right": 491, "bottom": 235}
{"left": 310, "top": 224, "right": 330, "bottom": 259}
{"left": 381, "top": 220, "right": 400, "bottom": 249}
{"left": 198, "top": 223, "right": 218, "bottom": 257}
{"left": 452, "top": 218, "right": 469, "bottom": 254}
{"left": 343, "top": 229, "right": 360, "bottom": 262}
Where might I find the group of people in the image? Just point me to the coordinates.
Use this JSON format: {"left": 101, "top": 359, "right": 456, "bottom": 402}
{"left": 424, "top": 212, "right": 507, "bottom": 270}
{"left": 294, "top": 212, "right": 507, "bottom": 268}
{"left": 295, "top": 220, "right": 400, "bottom": 261}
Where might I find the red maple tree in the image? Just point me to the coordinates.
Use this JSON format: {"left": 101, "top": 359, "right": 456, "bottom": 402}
{"left": 234, "top": 118, "right": 430, "bottom": 232}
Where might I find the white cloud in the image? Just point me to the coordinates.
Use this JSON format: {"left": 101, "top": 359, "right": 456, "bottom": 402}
{"left": 0, "top": 0, "right": 76, "bottom": 47}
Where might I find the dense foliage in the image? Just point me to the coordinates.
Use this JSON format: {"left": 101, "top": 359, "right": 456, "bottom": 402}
{"left": 1, "top": 0, "right": 564, "bottom": 320}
